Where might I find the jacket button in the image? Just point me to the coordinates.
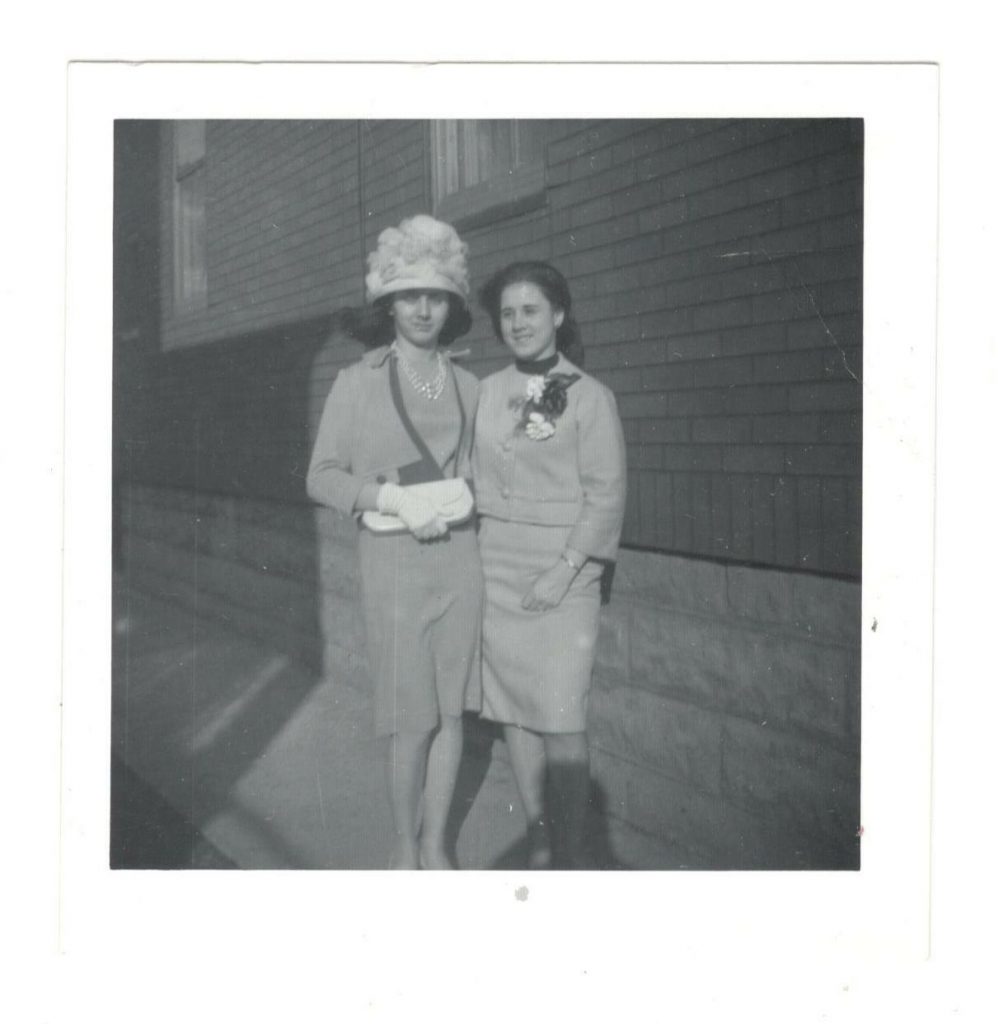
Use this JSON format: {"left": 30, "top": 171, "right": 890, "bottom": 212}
{"left": 501, "top": 488, "right": 510, "bottom": 499}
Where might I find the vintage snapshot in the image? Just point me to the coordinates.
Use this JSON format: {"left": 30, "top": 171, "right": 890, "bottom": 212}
{"left": 54, "top": 59, "right": 941, "bottom": 991}
{"left": 110, "top": 114, "right": 863, "bottom": 873}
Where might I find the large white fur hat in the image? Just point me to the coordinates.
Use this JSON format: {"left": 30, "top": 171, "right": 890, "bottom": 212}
{"left": 365, "top": 214, "right": 470, "bottom": 304}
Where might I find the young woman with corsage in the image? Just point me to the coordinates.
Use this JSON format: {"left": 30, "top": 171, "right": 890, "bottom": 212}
{"left": 307, "top": 215, "right": 483, "bottom": 870}
{"left": 472, "top": 261, "right": 627, "bottom": 869}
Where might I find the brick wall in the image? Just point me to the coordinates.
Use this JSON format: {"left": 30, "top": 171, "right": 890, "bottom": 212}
{"left": 143, "top": 117, "right": 862, "bottom": 577}
{"left": 159, "top": 120, "right": 362, "bottom": 350}
{"left": 456, "top": 119, "right": 862, "bottom": 576}
{"left": 359, "top": 120, "right": 432, "bottom": 249}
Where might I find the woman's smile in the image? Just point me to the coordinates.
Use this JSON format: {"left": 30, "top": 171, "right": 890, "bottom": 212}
{"left": 499, "top": 282, "right": 563, "bottom": 362}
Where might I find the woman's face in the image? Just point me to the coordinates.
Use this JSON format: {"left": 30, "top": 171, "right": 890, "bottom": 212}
{"left": 391, "top": 289, "right": 451, "bottom": 349}
{"left": 498, "top": 281, "right": 564, "bottom": 363}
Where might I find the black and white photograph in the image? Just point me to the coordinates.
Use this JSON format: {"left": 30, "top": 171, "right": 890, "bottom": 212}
{"left": 43, "top": 55, "right": 965, "bottom": 1021}
{"left": 110, "top": 115, "right": 863, "bottom": 873}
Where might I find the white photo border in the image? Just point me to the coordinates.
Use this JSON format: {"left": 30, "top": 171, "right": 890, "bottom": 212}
{"left": 62, "top": 61, "right": 938, "bottom": 1000}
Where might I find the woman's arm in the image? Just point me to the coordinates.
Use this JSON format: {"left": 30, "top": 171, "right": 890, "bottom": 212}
{"left": 521, "top": 550, "right": 583, "bottom": 611}
{"left": 307, "top": 369, "right": 373, "bottom": 515}
{"left": 521, "top": 381, "right": 628, "bottom": 611}
{"left": 565, "top": 382, "right": 628, "bottom": 561}
{"left": 307, "top": 369, "right": 447, "bottom": 537}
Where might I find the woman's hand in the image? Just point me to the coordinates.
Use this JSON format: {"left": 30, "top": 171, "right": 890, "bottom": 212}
{"left": 397, "top": 492, "right": 449, "bottom": 540}
{"left": 377, "top": 483, "right": 449, "bottom": 541}
{"left": 522, "top": 558, "right": 580, "bottom": 612}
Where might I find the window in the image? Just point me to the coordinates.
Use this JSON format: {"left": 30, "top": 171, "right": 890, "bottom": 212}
{"left": 172, "top": 120, "right": 207, "bottom": 313}
{"left": 431, "top": 120, "right": 554, "bottom": 227}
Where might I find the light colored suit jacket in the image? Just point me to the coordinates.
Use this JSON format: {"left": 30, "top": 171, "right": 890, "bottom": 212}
{"left": 307, "top": 345, "right": 479, "bottom": 516}
{"left": 472, "top": 355, "right": 627, "bottom": 561}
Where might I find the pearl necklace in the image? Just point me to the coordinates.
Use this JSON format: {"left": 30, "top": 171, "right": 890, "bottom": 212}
{"left": 392, "top": 343, "right": 448, "bottom": 400}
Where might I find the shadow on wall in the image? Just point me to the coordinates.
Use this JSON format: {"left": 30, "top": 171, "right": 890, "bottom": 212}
{"left": 111, "top": 324, "right": 346, "bottom": 867}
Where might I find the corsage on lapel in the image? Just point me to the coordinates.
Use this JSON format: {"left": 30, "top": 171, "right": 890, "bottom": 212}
{"left": 512, "top": 372, "right": 581, "bottom": 441}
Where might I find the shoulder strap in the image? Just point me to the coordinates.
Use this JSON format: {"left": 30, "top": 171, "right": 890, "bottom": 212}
{"left": 388, "top": 354, "right": 447, "bottom": 479}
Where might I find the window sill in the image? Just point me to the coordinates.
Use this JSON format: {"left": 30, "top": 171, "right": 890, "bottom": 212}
{"left": 434, "top": 161, "right": 547, "bottom": 232}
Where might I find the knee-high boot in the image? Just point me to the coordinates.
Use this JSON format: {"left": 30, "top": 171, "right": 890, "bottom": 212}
{"left": 547, "top": 761, "right": 595, "bottom": 870}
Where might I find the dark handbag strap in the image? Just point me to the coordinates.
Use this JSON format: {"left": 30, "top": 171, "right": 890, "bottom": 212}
{"left": 388, "top": 353, "right": 466, "bottom": 481}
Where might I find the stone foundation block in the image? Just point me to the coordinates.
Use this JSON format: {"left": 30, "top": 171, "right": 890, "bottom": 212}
{"left": 720, "top": 717, "right": 860, "bottom": 865}
{"left": 628, "top": 606, "right": 853, "bottom": 736}
{"left": 233, "top": 520, "right": 319, "bottom": 579}
{"left": 126, "top": 537, "right": 320, "bottom": 645}
{"left": 594, "top": 605, "right": 630, "bottom": 684}
{"left": 317, "top": 540, "right": 362, "bottom": 599}
{"left": 726, "top": 563, "right": 860, "bottom": 642}
{"left": 126, "top": 496, "right": 196, "bottom": 549}
{"left": 590, "top": 747, "right": 791, "bottom": 868}
{"left": 614, "top": 549, "right": 729, "bottom": 616}
{"left": 588, "top": 686, "right": 724, "bottom": 795}
{"left": 125, "top": 560, "right": 321, "bottom": 667}
{"left": 317, "top": 590, "right": 366, "bottom": 657}
{"left": 321, "top": 641, "right": 370, "bottom": 692}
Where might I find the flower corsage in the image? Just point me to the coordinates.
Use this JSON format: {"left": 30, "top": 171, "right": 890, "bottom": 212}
{"left": 512, "top": 372, "right": 581, "bottom": 441}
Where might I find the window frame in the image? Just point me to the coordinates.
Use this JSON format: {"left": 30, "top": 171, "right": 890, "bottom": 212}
{"left": 171, "top": 120, "right": 208, "bottom": 316}
{"left": 430, "top": 120, "right": 549, "bottom": 230}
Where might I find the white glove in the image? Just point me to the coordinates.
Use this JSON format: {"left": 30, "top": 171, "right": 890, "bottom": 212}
{"left": 376, "top": 483, "right": 448, "bottom": 539}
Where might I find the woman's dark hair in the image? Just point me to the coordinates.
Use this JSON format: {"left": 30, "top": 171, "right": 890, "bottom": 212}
{"left": 478, "top": 260, "right": 584, "bottom": 367}
{"left": 332, "top": 293, "right": 472, "bottom": 349}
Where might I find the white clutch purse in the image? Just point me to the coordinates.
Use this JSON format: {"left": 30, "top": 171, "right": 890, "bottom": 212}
{"left": 361, "top": 477, "right": 475, "bottom": 534}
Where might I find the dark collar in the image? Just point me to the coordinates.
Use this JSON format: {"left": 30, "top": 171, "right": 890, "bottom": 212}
{"left": 514, "top": 353, "right": 560, "bottom": 375}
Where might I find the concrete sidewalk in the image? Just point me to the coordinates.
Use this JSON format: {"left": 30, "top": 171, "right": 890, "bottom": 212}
{"left": 111, "top": 580, "right": 682, "bottom": 870}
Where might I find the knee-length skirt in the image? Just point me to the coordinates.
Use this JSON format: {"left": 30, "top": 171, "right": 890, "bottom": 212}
{"left": 478, "top": 516, "right": 603, "bottom": 733}
{"left": 358, "top": 521, "right": 483, "bottom": 737}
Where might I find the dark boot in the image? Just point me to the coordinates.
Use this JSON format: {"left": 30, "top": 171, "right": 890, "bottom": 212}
{"left": 547, "top": 761, "right": 596, "bottom": 870}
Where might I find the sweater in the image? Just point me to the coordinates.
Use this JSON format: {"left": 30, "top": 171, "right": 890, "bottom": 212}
{"left": 471, "top": 355, "right": 627, "bottom": 561}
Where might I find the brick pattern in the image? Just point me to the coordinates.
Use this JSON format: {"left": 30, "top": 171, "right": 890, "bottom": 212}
{"left": 446, "top": 119, "right": 862, "bottom": 575}
{"left": 160, "top": 120, "right": 362, "bottom": 350}
{"left": 141, "top": 117, "right": 862, "bottom": 578}
{"left": 540, "top": 119, "right": 863, "bottom": 576}
{"left": 359, "top": 120, "right": 431, "bottom": 255}
{"left": 122, "top": 322, "right": 339, "bottom": 507}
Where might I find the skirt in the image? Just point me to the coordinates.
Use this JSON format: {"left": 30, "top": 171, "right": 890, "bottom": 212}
{"left": 478, "top": 516, "right": 603, "bottom": 733}
{"left": 358, "top": 521, "right": 483, "bottom": 737}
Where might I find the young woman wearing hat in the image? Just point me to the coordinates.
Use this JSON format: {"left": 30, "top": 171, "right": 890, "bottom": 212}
{"left": 473, "top": 261, "right": 627, "bottom": 869}
{"left": 307, "top": 215, "right": 482, "bottom": 870}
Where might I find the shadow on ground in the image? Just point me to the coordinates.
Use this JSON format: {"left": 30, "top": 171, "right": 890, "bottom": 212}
{"left": 450, "top": 719, "right": 623, "bottom": 871}
{"left": 110, "top": 753, "right": 236, "bottom": 869}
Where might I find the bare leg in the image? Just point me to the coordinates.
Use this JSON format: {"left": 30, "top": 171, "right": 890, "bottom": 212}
{"left": 386, "top": 729, "right": 432, "bottom": 869}
{"left": 503, "top": 724, "right": 550, "bottom": 868}
{"left": 419, "top": 714, "right": 463, "bottom": 869}
{"left": 545, "top": 732, "right": 592, "bottom": 868}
